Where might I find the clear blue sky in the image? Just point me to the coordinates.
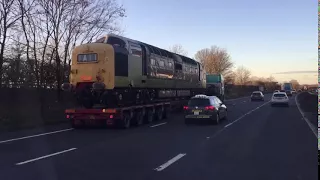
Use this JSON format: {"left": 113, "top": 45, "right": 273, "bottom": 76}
{"left": 119, "top": 0, "right": 317, "bottom": 84}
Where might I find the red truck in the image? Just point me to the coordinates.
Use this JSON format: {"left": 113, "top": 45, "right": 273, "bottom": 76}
{"left": 65, "top": 100, "right": 186, "bottom": 129}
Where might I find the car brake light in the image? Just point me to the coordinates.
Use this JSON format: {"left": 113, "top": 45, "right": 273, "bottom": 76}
{"left": 183, "top": 106, "right": 189, "bottom": 110}
{"left": 205, "top": 106, "right": 215, "bottom": 110}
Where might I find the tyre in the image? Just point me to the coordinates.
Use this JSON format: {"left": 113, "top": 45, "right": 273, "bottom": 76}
{"left": 221, "top": 110, "right": 228, "bottom": 120}
{"left": 214, "top": 113, "right": 220, "bottom": 125}
{"left": 163, "top": 107, "right": 170, "bottom": 119}
{"left": 156, "top": 108, "right": 163, "bottom": 121}
{"left": 135, "top": 111, "right": 143, "bottom": 126}
{"left": 145, "top": 109, "right": 154, "bottom": 123}
{"left": 119, "top": 113, "right": 131, "bottom": 129}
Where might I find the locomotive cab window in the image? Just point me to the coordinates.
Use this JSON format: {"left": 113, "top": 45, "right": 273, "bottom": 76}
{"left": 77, "top": 53, "right": 97, "bottom": 63}
{"left": 129, "top": 42, "right": 142, "bottom": 57}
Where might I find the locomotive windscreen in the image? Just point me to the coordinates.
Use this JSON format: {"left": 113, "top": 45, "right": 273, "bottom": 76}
{"left": 77, "top": 53, "right": 98, "bottom": 63}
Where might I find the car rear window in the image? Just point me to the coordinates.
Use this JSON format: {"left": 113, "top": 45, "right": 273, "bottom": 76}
{"left": 252, "top": 92, "right": 261, "bottom": 95}
{"left": 273, "top": 94, "right": 286, "bottom": 97}
{"left": 188, "top": 98, "right": 211, "bottom": 106}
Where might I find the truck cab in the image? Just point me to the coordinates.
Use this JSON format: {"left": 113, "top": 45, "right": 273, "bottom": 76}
{"left": 205, "top": 74, "right": 225, "bottom": 101}
{"left": 282, "top": 83, "right": 293, "bottom": 96}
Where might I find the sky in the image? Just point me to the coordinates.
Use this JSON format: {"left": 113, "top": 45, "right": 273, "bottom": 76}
{"left": 118, "top": 0, "right": 317, "bottom": 84}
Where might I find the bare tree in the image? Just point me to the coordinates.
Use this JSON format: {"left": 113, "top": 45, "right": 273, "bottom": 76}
{"left": 35, "top": 0, "right": 125, "bottom": 91}
{"left": 194, "top": 45, "right": 233, "bottom": 75}
{"left": 289, "top": 79, "right": 300, "bottom": 90}
{"left": 0, "top": 0, "right": 25, "bottom": 86}
{"left": 224, "top": 71, "right": 235, "bottom": 84}
{"left": 168, "top": 44, "right": 188, "bottom": 56}
{"left": 234, "top": 66, "right": 251, "bottom": 85}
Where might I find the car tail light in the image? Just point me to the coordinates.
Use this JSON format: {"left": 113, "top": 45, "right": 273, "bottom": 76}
{"left": 183, "top": 106, "right": 189, "bottom": 110}
{"left": 205, "top": 106, "right": 215, "bottom": 110}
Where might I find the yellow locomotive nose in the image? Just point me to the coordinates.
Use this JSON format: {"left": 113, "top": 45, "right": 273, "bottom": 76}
{"left": 68, "top": 43, "right": 115, "bottom": 90}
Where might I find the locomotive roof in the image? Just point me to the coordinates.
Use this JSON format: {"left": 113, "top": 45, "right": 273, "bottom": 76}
{"left": 102, "top": 34, "right": 200, "bottom": 66}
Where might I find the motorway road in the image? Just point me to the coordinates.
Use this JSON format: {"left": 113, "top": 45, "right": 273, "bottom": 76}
{"left": 0, "top": 93, "right": 317, "bottom": 180}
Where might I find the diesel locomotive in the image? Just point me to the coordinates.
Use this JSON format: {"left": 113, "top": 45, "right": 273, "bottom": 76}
{"left": 61, "top": 34, "right": 207, "bottom": 108}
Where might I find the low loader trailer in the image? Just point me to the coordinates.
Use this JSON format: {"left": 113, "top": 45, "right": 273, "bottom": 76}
{"left": 65, "top": 100, "right": 186, "bottom": 129}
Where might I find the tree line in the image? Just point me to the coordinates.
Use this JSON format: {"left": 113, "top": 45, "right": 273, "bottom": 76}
{"left": 168, "top": 44, "right": 300, "bottom": 90}
{"left": 0, "top": 0, "right": 125, "bottom": 89}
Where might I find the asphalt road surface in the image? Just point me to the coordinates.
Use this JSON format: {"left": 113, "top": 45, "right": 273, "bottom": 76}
{"left": 0, "top": 93, "right": 317, "bottom": 180}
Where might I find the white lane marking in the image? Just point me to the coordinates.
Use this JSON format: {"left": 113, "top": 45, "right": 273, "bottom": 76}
{"left": 150, "top": 122, "right": 167, "bottom": 128}
{"left": 294, "top": 94, "right": 317, "bottom": 138}
{"left": 224, "top": 101, "right": 270, "bottom": 128}
{"left": 154, "top": 153, "right": 186, "bottom": 171}
{"left": 225, "top": 123, "right": 233, "bottom": 128}
{"left": 0, "top": 128, "right": 74, "bottom": 144}
{"left": 16, "top": 148, "right": 77, "bottom": 165}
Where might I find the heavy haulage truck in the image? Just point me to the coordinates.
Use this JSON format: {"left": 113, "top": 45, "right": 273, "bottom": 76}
{"left": 205, "top": 74, "right": 225, "bottom": 102}
{"left": 63, "top": 34, "right": 209, "bottom": 129}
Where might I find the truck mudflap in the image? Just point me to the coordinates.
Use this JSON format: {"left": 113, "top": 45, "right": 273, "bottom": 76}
{"left": 65, "top": 102, "right": 171, "bottom": 129}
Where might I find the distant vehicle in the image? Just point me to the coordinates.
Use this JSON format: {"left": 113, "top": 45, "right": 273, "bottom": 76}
{"left": 280, "top": 90, "right": 285, "bottom": 93}
{"left": 250, "top": 91, "right": 264, "bottom": 101}
{"left": 259, "top": 86, "right": 264, "bottom": 92}
{"left": 271, "top": 92, "right": 289, "bottom": 107}
{"left": 274, "top": 90, "right": 280, "bottom": 93}
{"left": 291, "top": 89, "right": 296, "bottom": 94}
{"left": 297, "top": 89, "right": 302, "bottom": 92}
{"left": 205, "top": 74, "right": 225, "bottom": 102}
{"left": 184, "top": 95, "right": 227, "bottom": 125}
{"left": 281, "top": 83, "right": 293, "bottom": 96}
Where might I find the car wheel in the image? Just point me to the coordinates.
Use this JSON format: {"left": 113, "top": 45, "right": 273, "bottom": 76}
{"left": 215, "top": 113, "right": 220, "bottom": 125}
{"left": 222, "top": 110, "right": 228, "bottom": 120}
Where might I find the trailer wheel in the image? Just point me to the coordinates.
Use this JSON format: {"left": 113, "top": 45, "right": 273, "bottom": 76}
{"left": 120, "top": 113, "right": 131, "bottom": 129}
{"left": 156, "top": 107, "right": 163, "bottom": 121}
{"left": 163, "top": 106, "right": 170, "bottom": 119}
{"left": 145, "top": 109, "right": 154, "bottom": 123}
{"left": 135, "top": 111, "right": 144, "bottom": 126}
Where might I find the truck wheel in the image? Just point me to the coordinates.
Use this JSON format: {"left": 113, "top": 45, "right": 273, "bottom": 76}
{"left": 145, "top": 109, "right": 154, "bottom": 123}
{"left": 163, "top": 107, "right": 170, "bottom": 119}
{"left": 120, "top": 113, "right": 131, "bottom": 129}
{"left": 156, "top": 108, "right": 163, "bottom": 121}
{"left": 135, "top": 111, "right": 144, "bottom": 126}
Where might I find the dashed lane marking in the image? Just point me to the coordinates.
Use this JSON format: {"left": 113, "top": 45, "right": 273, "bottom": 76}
{"left": 154, "top": 153, "right": 186, "bottom": 171}
{"left": 16, "top": 148, "right": 77, "bottom": 165}
{"left": 0, "top": 128, "right": 74, "bottom": 144}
